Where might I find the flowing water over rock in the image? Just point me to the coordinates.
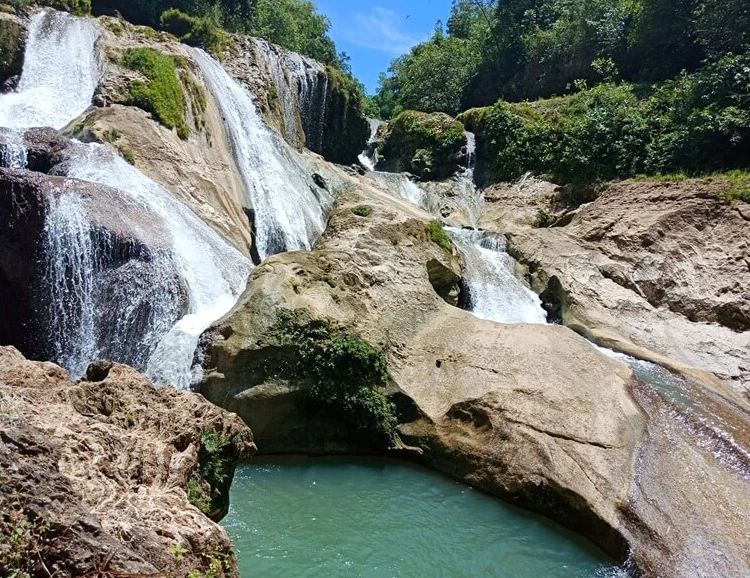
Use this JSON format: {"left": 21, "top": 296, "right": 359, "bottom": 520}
{"left": 224, "top": 457, "right": 626, "bottom": 578}
{"left": 455, "top": 131, "right": 484, "bottom": 229}
{"left": 0, "top": 12, "right": 251, "bottom": 387}
{"left": 190, "top": 47, "right": 332, "bottom": 260}
{"left": 0, "top": 129, "right": 27, "bottom": 168}
{"left": 448, "top": 227, "right": 547, "bottom": 324}
{"left": 0, "top": 9, "right": 100, "bottom": 130}
{"left": 252, "top": 38, "right": 327, "bottom": 150}
{"left": 61, "top": 144, "right": 252, "bottom": 387}
{"left": 366, "top": 171, "right": 442, "bottom": 213}
{"left": 358, "top": 118, "right": 382, "bottom": 171}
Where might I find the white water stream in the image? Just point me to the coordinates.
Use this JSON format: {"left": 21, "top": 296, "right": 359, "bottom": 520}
{"left": 0, "top": 9, "right": 251, "bottom": 388}
{"left": 190, "top": 47, "right": 332, "bottom": 261}
{"left": 0, "top": 9, "right": 100, "bottom": 130}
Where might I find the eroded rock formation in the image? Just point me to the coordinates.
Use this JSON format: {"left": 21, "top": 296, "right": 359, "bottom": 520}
{"left": 0, "top": 346, "right": 255, "bottom": 577}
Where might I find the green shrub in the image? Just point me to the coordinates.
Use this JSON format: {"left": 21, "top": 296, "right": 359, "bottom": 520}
{"left": 351, "top": 205, "right": 372, "bottom": 217}
{"left": 273, "top": 310, "right": 397, "bottom": 447}
{"left": 425, "top": 220, "right": 453, "bottom": 252}
{"left": 188, "top": 428, "right": 248, "bottom": 517}
{"left": 471, "top": 54, "right": 750, "bottom": 199}
{"left": 378, "top": 110, "right": 467, "bottom": 180}
{"left": 121, "top": 47, "right": 189, "bottom": 139}
{"left": 159, "top": 7, "right": 227, "bottom": 55}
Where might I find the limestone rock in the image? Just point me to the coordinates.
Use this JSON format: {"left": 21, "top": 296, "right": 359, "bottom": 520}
{"left": 199, "top": 175, "right": 646, "bottom": 562}
{"left": 507, "top": 179, "right": 750, "bottom": 395}
{"left": 0, "top": 346, "right": 255, "bottom": 577}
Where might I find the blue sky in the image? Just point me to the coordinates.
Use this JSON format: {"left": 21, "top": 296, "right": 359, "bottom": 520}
{"left": 315, "top": 0, "right": 455, "bottom": 95}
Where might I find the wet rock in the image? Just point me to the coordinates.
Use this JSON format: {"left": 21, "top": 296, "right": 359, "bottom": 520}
{"left": 0, "top": 346, "right": 255, "bottom": 577}
{"left": 0, "top": 165, "right": 188, "bottom": 367}
{"left": 0, "top": 13, "right": 24, "bottom": 87}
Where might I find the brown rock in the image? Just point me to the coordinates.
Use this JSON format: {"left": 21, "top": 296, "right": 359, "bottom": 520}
{"left": 507, "top": 179, "right": 750, "bottom": 396}
{"left": 0, "top": 346, "right": 255, "bottom": 577}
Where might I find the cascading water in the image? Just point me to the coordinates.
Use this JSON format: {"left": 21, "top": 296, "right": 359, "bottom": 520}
{"left": 358, "top": 118, "right": 382, "bottom": 171}
{"left": 190, "top": 47, "right": 332, "bottom": 260}
{"left": 0, "top": 130, "right": 27, "bottom": 168}
{"left": 366, "top": 171, "right": 442, "bottom": 213}
{"left": 0, "top": 9, "right": 100, "bottom": 130}
{"left": 251, "top": 38, "right": 327, "bottom": 153}
{"left": 61, "top": 144, "right": 252, "bottom": 388}
{"left": 0, "top": 10, "right": 251, "bottom": 388}
{"left": 448, "top": 227, "right": 547, "bottom": 324}
{"left": 455, "top": 131, "right": 484, "bottom": 229}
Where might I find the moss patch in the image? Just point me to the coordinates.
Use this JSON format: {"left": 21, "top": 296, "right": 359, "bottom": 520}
{"left": 272, "top": 310, "right": 397, "bottom": 448}
{"left": 351, "top": 205, "right": 372, "bottom": 217}
{"left": 425, "top": 220, "right": 453, "bottom": 252}
{"left": 0, "top": 18, "right": 23, "bottom": 84}
{"left": 121, "top": 47, "right": 189, "bottom": 139}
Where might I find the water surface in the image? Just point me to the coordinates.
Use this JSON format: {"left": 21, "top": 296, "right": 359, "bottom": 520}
{"left": 224, "top": 456, "right": 625, "bottom": 578}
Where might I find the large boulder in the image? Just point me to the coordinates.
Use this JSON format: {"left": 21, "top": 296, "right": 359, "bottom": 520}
{"left": 198, "top": 172, "right": 647, "bottom": 563}
{"left": 507, "top": 179, "right": 750, "bottom": 396}
{"left": 0, "top": 346, "right": 255, "bottom": 577}
{"left": 0, "top": 161, "right": 188, "bottom": 370}
{"left": 377, "top": 110, "right": 468, "bottom": 181}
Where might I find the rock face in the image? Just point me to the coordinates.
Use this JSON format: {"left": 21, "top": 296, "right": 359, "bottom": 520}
{"left": 0, "top": 12, "right": 24, "bottom": 88}
{"left": 0, "top": 346, "right": 255, "bottom": 577}
{"left": 199, "top": 171, "right": 647, "bottom": 562}
{"left": 377, "top": 111, "right": 468, "bottom": 180}
{"left": 0, "top": 157, "right": 188, "bottom": 369}
{"left": 507, "top": 179, "right": 750, "bottom": 396}
{"left": 75, "top": 17, "right": 254, "bottom": 256}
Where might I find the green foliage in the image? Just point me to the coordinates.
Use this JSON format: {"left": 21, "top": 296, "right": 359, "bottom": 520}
{"left": 378, "top": 110, "right": 467, "bottom": 180}
{"left": 0, "top": 493, "right": 52, "bottom": 578}
{"left": 160, "top": 7, "right": 227, "bottom": 54}
{"left": 273, "top": 310, "right": 397, "bottom": 447}
{"left": 188, "top": 428, "right": 247, "bottom": 516}
{"left": 351, "top": 205, "right": 372, "bottom": 217}
{"left": 0, "top": 19, "right": 23, "bottom": 82}
{"left": 425, "top": 220, "right": 453, "bottom": 252}
{"left": 470, "top": 54, "right": 750, "bottom": 194}
{"left": 118, "top": 146, "right": 135, "bottom": 164}
{"left": 121, "top": 47, "right": 190, "bottom": 139}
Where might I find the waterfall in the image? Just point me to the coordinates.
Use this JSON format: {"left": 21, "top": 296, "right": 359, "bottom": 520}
{"left": 61, "top": 144, "right": 252, "bottom": 388}
{"left": 358, "top": 118, "right": 382, "bottom": 171}
{"left": 0, "top": 11, "right": 251, "bottom": 388}
{"left": 251, "top": 38, "right": 328, "bottom": 153}
{"left": 0, "top": 130, "right": 27, "bottom": 168}
{"left": 455, "top": 132, "right": 484, "bottom": 229}
{"left": 190, "top": 47, "right": 331, "bottom": 261}
{"left": 448, "top": 228, "right": 547, "bottom": 324}
{"left": 366, "top": 171, "right": 442, "bottom": 214}
{"left": 0, "top": 9, "right": 100, "bottom": 130}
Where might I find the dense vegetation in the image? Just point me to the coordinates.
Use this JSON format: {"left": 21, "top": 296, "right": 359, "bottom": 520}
{"left": 369, "top": 0, "right": 750, "bottom": 195}
{"left": 91, "top": 0, "right": 348, "bottom": 69}
{"left": 273, "top": 310, "right": 398, "bottom": 448}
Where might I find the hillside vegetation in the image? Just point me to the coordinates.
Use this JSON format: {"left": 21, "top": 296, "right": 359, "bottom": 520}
{"left": 368, "top": 0, "right": 750, "bottom": 194}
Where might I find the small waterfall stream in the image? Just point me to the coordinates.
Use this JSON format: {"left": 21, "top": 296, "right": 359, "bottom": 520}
{"left": 448, "top": 228, "right": 547, "bottom": 324}
{"left": 358, "top": 118, "right": 382, "bottom": 171}
{"left": 0, "top": 9, "right": 100, "bottom": 130}
{"left": 190, "top": 47, "right": 332, "bottom": 261}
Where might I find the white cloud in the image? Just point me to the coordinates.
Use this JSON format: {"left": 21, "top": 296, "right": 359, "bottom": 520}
{"left": 344, "top": 7, "right": 427, "bottom": 54}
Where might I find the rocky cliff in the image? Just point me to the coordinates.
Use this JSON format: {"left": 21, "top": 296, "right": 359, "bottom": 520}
{"left": 0, "top": 346, "right": 255, "bottom": 577}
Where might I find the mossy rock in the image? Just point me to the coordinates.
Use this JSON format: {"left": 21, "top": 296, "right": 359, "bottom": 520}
{"left": 0, "top": 17, "right": 24, "bottom": 86}
{"left": 377, "top": 110, "right": 467, "bottom": 181}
